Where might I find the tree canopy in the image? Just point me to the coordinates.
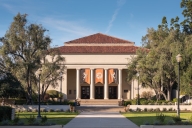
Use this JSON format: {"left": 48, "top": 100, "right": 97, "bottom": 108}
{"left": 0, "top": 13, "right": 65, "bottom": 104}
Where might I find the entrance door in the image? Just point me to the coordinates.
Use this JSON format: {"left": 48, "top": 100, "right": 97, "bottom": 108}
{"left": 109, "top": 86, "right": 117, "bottom": 99}
{"left": 95, "top": 86, "right": 104, "bottom": 99}
{"left": 81, "top": 86, "right": 90, "bottom": 99}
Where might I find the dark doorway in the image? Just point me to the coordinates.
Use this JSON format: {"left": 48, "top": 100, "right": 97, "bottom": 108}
{"left": 109, "top": 86, "right": 117, "bottom": 99}
{"left": 95, "top": 86, "right": 104, "bottom": 99}
{"left": 81, "top": 86, "right": 90, "bottom": 99}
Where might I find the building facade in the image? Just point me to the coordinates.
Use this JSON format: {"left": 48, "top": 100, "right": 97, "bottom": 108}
{"left": 50, "top": 33, "right": 154, "bottom": 100}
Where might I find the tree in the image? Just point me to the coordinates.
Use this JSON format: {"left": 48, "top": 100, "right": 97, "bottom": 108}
{"left": 0, "top": 73, "right": 25, "bottom": 98}
{"left": 127, "top": 17, "right": 184, "bottom": 101}
{"left": 0, "top": 13, "right": 65, "bottom": 104}
{"left": 180, "top": 0, "right": 192, "bottom": 34}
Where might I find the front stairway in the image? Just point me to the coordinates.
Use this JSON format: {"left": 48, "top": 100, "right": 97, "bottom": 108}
{"left": 79, "top": 99, "right": 120, "bottom": 106}
{"left": 76, "top": 99, "right": 124, "bottom": 112}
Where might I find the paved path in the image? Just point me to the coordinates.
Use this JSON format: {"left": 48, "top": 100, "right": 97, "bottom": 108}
{"left": 64, "top": 112, "right": 139, "bottom": 128}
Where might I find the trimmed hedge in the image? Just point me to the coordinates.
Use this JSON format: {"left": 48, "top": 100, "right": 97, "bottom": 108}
{"left": 0, "top": 106, "right": 12, "bottom": 121}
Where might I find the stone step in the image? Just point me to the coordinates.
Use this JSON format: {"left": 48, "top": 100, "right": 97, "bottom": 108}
{"left": 79, "top": 99, "right": 121, "bottom": 106}
{"left": 76, "top": 106, "right": 125, "bottom": 112}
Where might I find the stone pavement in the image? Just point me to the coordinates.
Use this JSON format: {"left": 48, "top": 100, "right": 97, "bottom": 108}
{"left": 64, "top": 111, "right": 139, "bottom": 128}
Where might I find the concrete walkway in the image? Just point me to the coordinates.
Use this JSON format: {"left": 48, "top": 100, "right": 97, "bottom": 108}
{"left": 64, "top": 112, "right": 139, "bottom": 128}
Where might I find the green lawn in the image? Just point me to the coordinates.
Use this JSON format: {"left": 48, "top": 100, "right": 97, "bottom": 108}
{"left": 122, "top": 112, "right": 192, "bottom": 126}
{"left": 16, "top": 112, "right": 78, "bottom": 125}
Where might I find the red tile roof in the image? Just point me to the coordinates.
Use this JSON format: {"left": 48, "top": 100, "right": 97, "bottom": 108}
{"left": 65, "top": 33, "right": 134, "bottom": 44}
{"left": 57, "top": 46, "right": 138, "bottom": 54}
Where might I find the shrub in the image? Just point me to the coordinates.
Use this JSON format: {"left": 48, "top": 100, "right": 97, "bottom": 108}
{"left": 1, "top": 120, "right": 10, "bottom": 125}
{"left": 141, "top": 91, "right": 153, "bottom": 99}
{"left": 167, "top": 102, "right": 173, "bottom": 105}
{"left": 40, "top": 108, "right": 47, "bottom": 112}
{"left": 46, "top": 90, "right": 60, "bottom": 100}
{"left": 143, "top": 108, "right": 147, "bottom": 112}
{"left": 173, "top": 98, "right": 177, "bottom": 103}
{"left": 161, "top": 102, "right": 167, "bottom": 105}
{"left": 140, "top": 99, "right": 148, "bottom": 105}
{"left": 153, "top": 120, "right": 161, "bottom": 125}
{"left": 15, "top": 99, "right": 26, "bottom": 105}
{"left": 147, "top": 108, "right": 153, "bottom": 112}
{"left": 154, "top": 108, "right": 160, "bottom": 112}
{"left": 0, "top": 106, "right": 12, "bottom": 121}
{"left": 168, "top": 108, "right": 173, "bottom": 111}
{"left": 17, "top": 120, "right": 24, "bottom": 125}
{"left": 166, "top": 120, "right": 175, "bottom": 125}
{"left": 32, "top": 109, "right": 37, "bottom": 112}
{"left": 26, "top": 115, "right": 36, "bottom": 125}
{"left": 172, "top": 115, "right": 181, "bottom": 122}
{"left": 143, "top": 121, "right": 150, "bottom": 125}
{"left": 162, "top": 108, "right": 167, "bottom": 112}
{"left": 156, "top": 113, "right": 166, "bottom": 123}
{"left": 41, "top": 115, "right": 47, "bottom": 124}
{"left": 136, "top": 108, "right": 141, "bottom": 112}
{"left": 33, "top": 120, "right": 40, "bottom": 125}
{"left": 124, "top": 101, "right": 132, "bottom": 106}
{"left": 55, "top": 109, "right": 60, "bottom": 112}
{"left": 131, "top": 99, "right": 137, "bottom": 105}
{"left": 48, "top": 109, "right": 54, "bottom": 112}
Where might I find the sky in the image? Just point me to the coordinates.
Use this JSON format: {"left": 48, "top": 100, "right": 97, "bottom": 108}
{"left": 0, "top": 0, "right": 185, "bottom": 47}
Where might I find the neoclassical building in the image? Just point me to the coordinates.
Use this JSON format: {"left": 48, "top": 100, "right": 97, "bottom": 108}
{"left": 51, "top": 33, "right": 154, "bottom": 100}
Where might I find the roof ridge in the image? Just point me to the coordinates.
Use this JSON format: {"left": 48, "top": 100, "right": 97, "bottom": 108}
{"left": 64, "top": 33, "right": 134, "bottom": 44}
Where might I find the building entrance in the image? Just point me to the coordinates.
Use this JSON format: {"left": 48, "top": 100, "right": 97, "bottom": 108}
{"left": 95, "top": 86, "right": 104, "bottom": 99}
{"left": 81, "top": 86, "right": 90, "bottom": 99}
{"left": 109, "top": 86, "right": 117, "bottom": 99}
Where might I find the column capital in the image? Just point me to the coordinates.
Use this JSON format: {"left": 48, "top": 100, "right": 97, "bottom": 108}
{"left": 76, "top": 68, "right": 81, "bottom": 70}
{"left": 104, "top": 68, "right": 108, "bottom": 70}
{"left": 118, "top": 68, "right": 123, "bottom": 70}
{"left": 90, "top": 68, "right": 95, "bottom": 70}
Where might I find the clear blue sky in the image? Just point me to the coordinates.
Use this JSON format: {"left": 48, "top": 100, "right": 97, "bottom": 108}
{"left": 0, "top": 0, "right": 184, "bottom": 47}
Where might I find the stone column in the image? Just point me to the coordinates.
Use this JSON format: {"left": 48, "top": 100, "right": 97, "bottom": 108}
{"left": 63, "top": 68, "right": 67, "bottom": 99}
{"left": 90, "top": 68, "right": 94, "bottom": 99}
{"left": 76, "top": 69, "right": 80, "bottom": 99}
{"left": 104, "top": 68, "right": 108, "bottom": 99}
{"left": 118, "top": 69, "right": 122, "bottom": 100}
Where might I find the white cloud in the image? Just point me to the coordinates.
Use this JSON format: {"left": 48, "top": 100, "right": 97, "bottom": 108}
{"left": 40, "top": 17, "right": 95, "bottom": 36}
{"left": 2, "top": 3, "right": 17, "bottom": 14}
{"left": 105, "top": 0, "right": 126, "bottom": 33}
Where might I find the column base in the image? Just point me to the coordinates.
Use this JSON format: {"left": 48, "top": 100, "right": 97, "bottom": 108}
{"left": 104, "top": 98, "right": 109, "bottom": 100}
{"left": 90, "top": 98, "right": 95, "bottom": 100}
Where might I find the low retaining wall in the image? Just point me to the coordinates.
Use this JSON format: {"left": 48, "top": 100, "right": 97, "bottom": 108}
{"left": 0, "top": 125, "right": 63, "bottom": 128}
{"left": 13, "top": 105, "right": 70, "bottom": 111}
{"left": 140, "top": 125, "right": 192, "bottom": 128}
{"left": 129, "top": 105, "right": 192, "bottom": 111}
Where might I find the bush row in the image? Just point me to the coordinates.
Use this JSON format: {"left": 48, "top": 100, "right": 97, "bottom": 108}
{"left": 15, "top": 108, "right": 78, "bottom": 113}
{"left": 124, "top": 99, "right": 191, "bottom": 106}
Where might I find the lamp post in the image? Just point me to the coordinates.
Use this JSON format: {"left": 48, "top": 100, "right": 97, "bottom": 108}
{"left": 60, "top": 72, "right": 63, "bottom": 104}
{"left": 176, "top": 54, "right": 182, "bottom": 117}
{"left": 136, "top": 64, "right": 140, "bottom": 105}
{"left": 136, "top": 72, "right": 140, "bottom": 105}
{"left": 37, "top": 68, "right": 42, "bottom": 119}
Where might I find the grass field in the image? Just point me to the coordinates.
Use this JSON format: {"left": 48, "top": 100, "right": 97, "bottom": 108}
{"left": 16, "top": 112, "right": 78, "bottom": 125}
{"left": 122, "top": 112, "right": 192, "bottom": 126}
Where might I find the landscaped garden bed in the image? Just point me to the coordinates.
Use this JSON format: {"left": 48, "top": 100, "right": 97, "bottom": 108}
{"left": 0, "top": 111, "right": 78, "bottom": 127}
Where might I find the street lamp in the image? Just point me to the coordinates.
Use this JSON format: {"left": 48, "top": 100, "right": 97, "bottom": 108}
{"left": 136, "top": 72, "right": 140, "bottom": 105}
{"left": 60, "top": 71, "right": 63, "bottom": 104}
{"left": 176, "top": 54, "right": 182, "bottom": 117}
{"left": 37, "top": 68, "right": 42, "bottom": 119}
{"left": 136, "top": 64, "right": 140, "bottom": 105}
